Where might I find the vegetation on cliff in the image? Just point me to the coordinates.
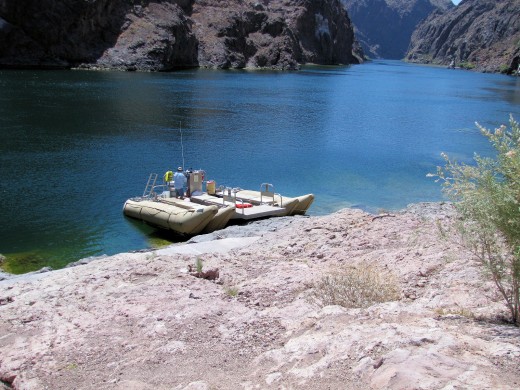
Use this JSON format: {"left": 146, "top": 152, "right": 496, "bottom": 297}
{"left": 406, "top": 0, "right": 520, "bottom": 74}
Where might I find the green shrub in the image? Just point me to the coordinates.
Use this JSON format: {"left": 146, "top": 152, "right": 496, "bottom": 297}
{"left": 434, "top": 306, "right": 475, "bottom": 319}
{"left": 195, "top": 257, "right": 204, "bottom": 273}
{"left": 312, "top": 264, "right": 400, "bottom": 309}
{"left": 459, "top": 62, "right": 476, "bottom": 70}
{"left": 499, "top": 64, "right": 510, "bottom": 74}
{"left": 432, "top": 115, "right": 520, "bottom": 325}
{"left": 224, "top": 286, "right": 239, "bottom": 297}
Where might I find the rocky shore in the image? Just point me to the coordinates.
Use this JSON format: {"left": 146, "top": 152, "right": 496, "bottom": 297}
{"left": 1, "top": 203, "right": 520, "bottom": 389}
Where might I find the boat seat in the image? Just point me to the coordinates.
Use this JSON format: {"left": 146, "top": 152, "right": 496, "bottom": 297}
{"left": 260, "top": 183, "right": 276, "bottom": 205}
{"left": 222, "top": 187, "right": 236, "bottom": 205}
{"left": 261, "top": 188, "right": 275, "bottom": 204}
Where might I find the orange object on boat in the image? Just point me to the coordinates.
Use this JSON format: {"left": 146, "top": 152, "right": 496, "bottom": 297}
{"left": 236, "top": 203, "right": 253, "bottom": 208}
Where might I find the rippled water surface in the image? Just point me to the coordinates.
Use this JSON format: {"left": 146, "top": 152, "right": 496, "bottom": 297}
{"left": 1, "top": 61, "right": 519, "bottom": 272}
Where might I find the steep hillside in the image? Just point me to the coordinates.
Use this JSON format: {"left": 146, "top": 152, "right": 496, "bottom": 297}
{"left": 0, "top": 0, "right": 363, "bottom": 71}
{"left": 406, "top": 0, "right": 520, "bottom": 74}
{"left": 342, "top": 0, "right": 453, "bottom": 59}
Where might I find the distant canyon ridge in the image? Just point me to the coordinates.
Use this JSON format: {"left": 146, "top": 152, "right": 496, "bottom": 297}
{"left": 406, "top": 0, "right": 520, "bottom": 74}
{"left": 0, "top": 0, "right": 364, "bottom": 71}
{"left": 342, "top": 0, "right": 454, "bottom": 59}
{"left": 0, "top": 0, "right": 518, "bottom": 73}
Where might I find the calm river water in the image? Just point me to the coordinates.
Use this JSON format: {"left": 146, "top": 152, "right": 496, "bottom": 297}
{"left": 1, "top": 61, "right": 519, "bottom": 272}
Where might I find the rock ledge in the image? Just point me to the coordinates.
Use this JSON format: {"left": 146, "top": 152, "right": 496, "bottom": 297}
{"left": 1, "top": 203, "right": 519, "bottom": 389}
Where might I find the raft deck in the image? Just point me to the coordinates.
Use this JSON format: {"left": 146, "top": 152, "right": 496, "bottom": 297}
{"left": 190, "top": 193, "right": 286, "bottom": 220}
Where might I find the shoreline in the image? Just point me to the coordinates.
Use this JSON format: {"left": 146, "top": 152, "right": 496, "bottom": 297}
{"left": 1, "top": 201, "right": 519, "bottom": 389}
{"left": 0, "top": 212, "right": 309, "bottom": 282}
{"left": 0, "top": 202, "right": 446, "bottom": 282}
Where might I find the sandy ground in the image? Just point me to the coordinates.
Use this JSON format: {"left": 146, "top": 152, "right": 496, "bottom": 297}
{"left": 1, "top": 203, "right": 520, "bottom": 390}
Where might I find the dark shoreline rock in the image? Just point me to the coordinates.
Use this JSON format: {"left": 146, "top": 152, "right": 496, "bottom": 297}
{"left": 0, "top": 0, "right": 363, "bottom": 71}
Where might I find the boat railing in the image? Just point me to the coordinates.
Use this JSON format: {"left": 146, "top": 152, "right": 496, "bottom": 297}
{"left": 221, "top": 187, "right": 250, "bottom": 206}
{"left": 144, "top": 184, "right": 168, "bottom": 199}
{"left": 222, "top": 187, "right": 235, "bottom": 205}
{"left": 235, "top": 198, "right": 248, "bottom": 215}
{"left": 259, "top": 183, "right": 285, "bottom": 207}
{"left": 260, "top": 183, "right": 282, "bottom": 205}
{"left": 275, "top": 193, "right": 283, "bottom": 207}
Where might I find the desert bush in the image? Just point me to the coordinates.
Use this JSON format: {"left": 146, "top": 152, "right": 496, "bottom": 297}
{"left": 195, "top": 257, "right": 203, "bottom": 273}
{"left": 432, "top": 115, "right": 520, "bottom": 325}
{"left": 459, "top": 61, "right": 476, "bottom": 70}
{"left": 224, "top": 286, "right": 239, "bottom": 297}
{"left": 499, "top": 64, "right": 510, "bottom": 74}
{"left": 312, "top": 264, "right": 400, "bottom": 309}
{"left": 434, "top": 306, "right": 475, "bottom": 319}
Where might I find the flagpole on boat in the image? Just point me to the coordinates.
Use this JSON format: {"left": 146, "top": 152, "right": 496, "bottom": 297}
{"left": 179, "top": 121, "right": 185, "bottom": 171}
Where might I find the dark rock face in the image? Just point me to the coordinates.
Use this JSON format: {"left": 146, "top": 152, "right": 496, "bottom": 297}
{"left": 341, "top": 0, "right": 453, "bottom": 59}
{"left": 0, "top": 0, "right": 363, "bottom": 71}
{"left": 405, "top": 0, "right": 520, "bottom": 74}
{"left": 0, "top": 0, "right": 201, "bottom": 71}
{"left": 94, "top": 1, "right": 198, "bottom": 71}
{"left": 193, "top": 0, "right": 363, "bottom": 69}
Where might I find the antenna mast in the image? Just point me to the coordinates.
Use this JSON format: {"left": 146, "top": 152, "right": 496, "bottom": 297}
{"left": 179, "top": 121, "right": 185, "bottom": 171}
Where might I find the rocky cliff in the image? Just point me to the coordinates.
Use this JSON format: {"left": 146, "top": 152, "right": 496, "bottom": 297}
{"left": 341, "top": 0, "right": 453, "bottom": 59}
{"left": 0, "top": 0, "right": 363, "bottom": 71}
{"left": 405, "top": 0, "right": 520, "bottom": 74}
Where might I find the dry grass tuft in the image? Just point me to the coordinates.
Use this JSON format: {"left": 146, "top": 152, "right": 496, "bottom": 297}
{"left": 312, "top": 264, "right": 400, "bottom": 308}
